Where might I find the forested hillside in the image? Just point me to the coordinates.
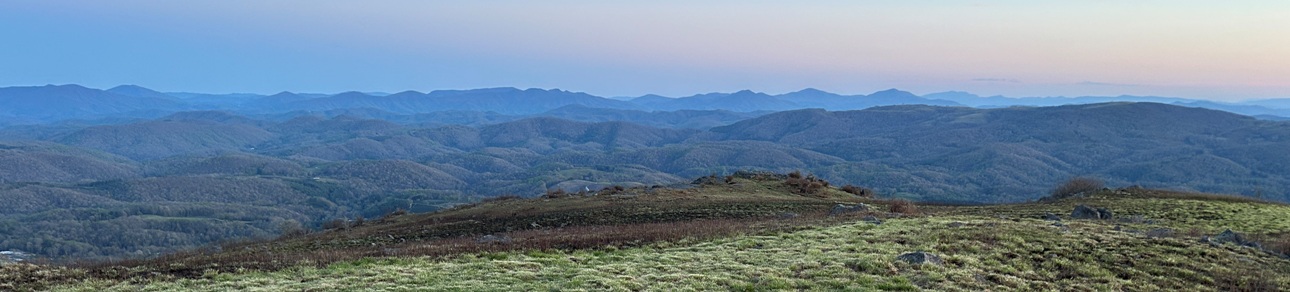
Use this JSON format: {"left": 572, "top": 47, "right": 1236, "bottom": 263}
{"left": 2, "top": 102, "right": 1289, "bottom": 260}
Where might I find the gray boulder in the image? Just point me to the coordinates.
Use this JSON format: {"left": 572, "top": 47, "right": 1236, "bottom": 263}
{"left": 1042, "top": 212, "right": 1062, "bottom": 221}
{"left": 1211, "top": 229, "right": 1261, "bottom": 248}
{"left": 829, "top": 203, "right": 869, "bottom": 216}
{"left": 896, "top": 251, "right": 943, "bottom": 265}
{"left": 1213, "top": 229, "right": 1245, "bottom": 245}
{"left": 862, "top": 215, "right": 883, "bottom": 225}
{"left": 1097, "top": 207, "right": 1114, "bottom": 220}
{"left": 1071, "top": 205, "right": 1113, "bottom": 220}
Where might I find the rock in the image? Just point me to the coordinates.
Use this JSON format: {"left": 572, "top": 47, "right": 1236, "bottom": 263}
{"left": 1071, "top": 205, "right": 1099, "bottom": 219}
{"left": 948, "top": 222, "right": 965, "bottom": 228}
{"left": 1096, "top": 208, "right": 1114, "bottom": 220}
{"left": 690, "top": 175, "right": 722, "bottom": 185}
{"left": 732, "top": 170, "right": 788, "bottom": 180}
{"left": 1042, "top": 212, "right": 1062, "bottom": 221}
{"left": 896, "top": 251, "right": 943, "bottom": 265}
{"left": 1213, "top": 229, "right": 1247, "bottom": 245}
{"left": 1071, "top": 205, "right": 1112, "bottom": 220}
{"left": 779, "top": 212, "right": 800, "bottom": 219}
{"left": 862, "top": 215, "right": 883, "bottom": 225}
{"left": 829, "top": 203, "right": 869, "bottom": 216}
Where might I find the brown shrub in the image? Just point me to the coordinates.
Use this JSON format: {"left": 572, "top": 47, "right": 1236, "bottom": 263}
{"left": 278, "top": 220, "right": 308, "bottom": 238}
{"left": 888, "top": 199, "right": 919, "bottom": 215}
{"left": 384, "top": 208, "right": 408, "bottom": 219}
{"left": 841, "top": 185, "right": 874, "bottom": 197}
{"left": 1248, "top": 233, "right": 1290, "bottom": 256}
{"left": 543, "top": 188, "right": 567, "bottom": 199}
{"left": 322, "top": 219, "right": 347, "bottom": 230}
{"left": 1214, "top": 268, "right": 1280, "bottom": 292}
{"left": 1049, "top": 177, "right": 1104, "bottom": 199}
{"left": 482, "top": 194, "right": 523, "bottom": 203}
{"left": 784, "top": 172, "right": 830, "bottom": 195}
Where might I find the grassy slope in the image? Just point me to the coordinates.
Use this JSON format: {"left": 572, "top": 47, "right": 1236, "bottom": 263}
{"left": 23, "top": 181, "right": 1290, "bottom": 291}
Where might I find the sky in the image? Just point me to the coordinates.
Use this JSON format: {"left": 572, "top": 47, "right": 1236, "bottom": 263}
{"left": 1, "top": 1, "right": 1287, "bottom": 101}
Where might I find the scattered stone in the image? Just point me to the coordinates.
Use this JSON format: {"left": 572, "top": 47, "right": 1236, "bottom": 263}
{"left": 0, "top": 250, "right": 31, "bottom": 263}
{"left": 1097, "top": 207, "right": 1114, "bottom": 220}
{"left": 896, "top": 251, "right": 943, "bottom": 265}
{"left": 1213, "top": 229, "right": 1247, "bottom": 245}
{"left": 690, "top": 175, "right": 722, "bottom": 185}
{"left": 862, "top": 215, "right": 883, "bottom": 225}
{"left": 477, "top": 234, "right": 512, "bottom": 244}
{"left": 1071, "top": 204, "right": 1113, "bottom": 220}
{"left": 948, "top": 222, "right": 965, "bottom": 228}
{"left": 1042, "top": 212, "right": 1062, "bottom": 221}
{"left": 829, "top": 203, "right": 869, "bottom": 216}
{"left": 732, "top": 170, "right": 788, "bottom": 180}
{"left": 1071, "top": 205, "right": 1099, "bottom": 219}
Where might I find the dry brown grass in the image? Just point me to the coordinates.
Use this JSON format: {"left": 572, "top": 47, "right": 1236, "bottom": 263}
{"left": 61, "top": 212, "right": 834, "bottom": 286}
{"left": 1049, "top": 177, "right": 1104, "bottom": 199}
{"left": 840, "top": 184, "right": 874, "bottom": 197}
{"left": 1130, "top": 188, "right": 1287, "bottom": 205}
{"left": 47, "top": 177, "right": 857, "bottom": 287}
{"left": 887, "top": 199, "right": 919, "bottom": 215}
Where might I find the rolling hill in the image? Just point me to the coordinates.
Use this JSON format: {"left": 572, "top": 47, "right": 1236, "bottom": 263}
{"left": 4, "top": 101, "right": 1290, "bottom": 261}
{"left": 8, "top": 176, "right": 1289, "bottom": 291}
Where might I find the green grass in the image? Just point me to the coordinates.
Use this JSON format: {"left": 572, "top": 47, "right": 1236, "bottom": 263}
{"left": 16, "top": 182, "right": 1290, "bottom": 291}
{"left": 54, "top": 214, "right": 1290, "bottom": 291}
{"left": 939, "top": 189, "right": 1290, "bottom": 235}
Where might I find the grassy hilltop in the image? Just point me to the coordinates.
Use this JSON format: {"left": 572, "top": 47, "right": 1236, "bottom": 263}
{"left": 5, "top": 173, "right": 1290, "bottom": 291}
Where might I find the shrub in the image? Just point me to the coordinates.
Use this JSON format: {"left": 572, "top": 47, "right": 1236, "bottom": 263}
{"left": 841, "top": 185, "right": 874, "bottom": 197}
{"left": 482, "top": 195, "right": 523, "bottom": 203}
{"left": 384, "top": 208, "right": 408, "bottom": 219}
{"left": 543, "top": 188, "right": 567, "bottom": 199}
{"left": 322, "top": 219, "right": 347, "bottom": 230}
{"left": 888, "top": 199, "right": 918, "bottom": 215}
{"left": 278, "top": 219, "right": 308, "bottom": 237}
{"left": 1049, "top": 177, "right": 1104, "bottom": 199}
{"left": 784, "top": 172, "right": 830, "bottom": 195}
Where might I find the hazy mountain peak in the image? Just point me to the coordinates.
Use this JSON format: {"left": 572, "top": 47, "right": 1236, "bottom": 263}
{"left": 332, "top": 91, "right": 372, "bottom": 98}
{"left": 868, "top": 88, "right": 917, "bottom": 98}
{"left": 106, "top": 84, "right": 153, "bottom": 92}
{"left": 107, "top": 84, "right": 176, "bottom": 100}
{"left": 790, "top": 88, "right": 830, "bottom": 95}
{"left": 392, "top": 90, "right": 425, "bottom": 96}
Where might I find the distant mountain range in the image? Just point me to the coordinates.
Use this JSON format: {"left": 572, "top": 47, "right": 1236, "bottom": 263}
{"left": 4, "top": 84, "right": 1286, "bottom": 126}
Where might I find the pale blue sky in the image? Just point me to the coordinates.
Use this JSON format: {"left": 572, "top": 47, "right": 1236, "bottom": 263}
{"left": 1, "top": 1, "right": 1287, "bottom": 100}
